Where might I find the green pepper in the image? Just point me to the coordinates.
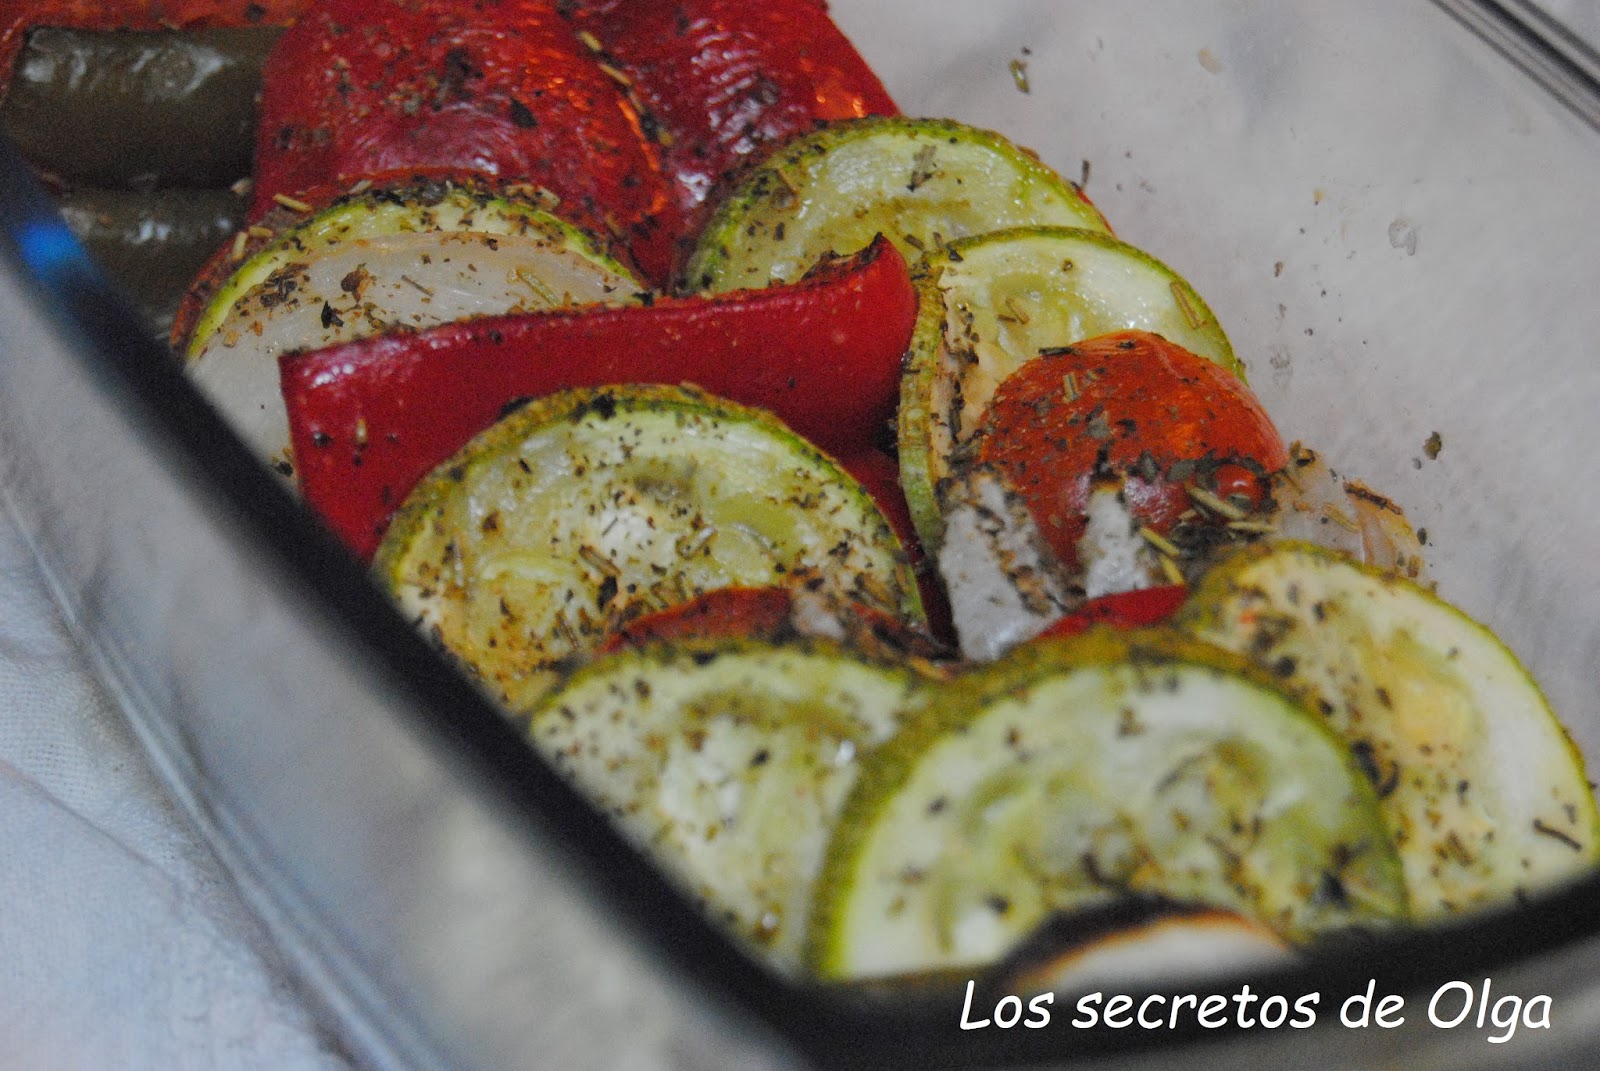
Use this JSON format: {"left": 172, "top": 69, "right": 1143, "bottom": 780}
{"left": 57, "top": 185, "right": 244, "bottom": 332}
{"left": 2, "top": 27, "right": 280, "bottom": 189}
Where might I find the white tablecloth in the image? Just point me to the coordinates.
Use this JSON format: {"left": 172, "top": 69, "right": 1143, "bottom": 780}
{"left": 0, "top": 491, "right": 352, "bottom": 1070}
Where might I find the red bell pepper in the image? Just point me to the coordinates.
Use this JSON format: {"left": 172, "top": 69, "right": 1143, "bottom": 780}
{"left": 282, "top": 234, "right": 915, "bottom": 559}
{"left": 1036, "top": 585, "right": 1191, "bottom": 640}
{"left": 251, "top": 0, "right": 675, "bottom": 282}
{"left": 572, "top": 0, "right": 898, "bottom": 278}
{"left": 600, "top": 587, "right": 797, "bottom": 652}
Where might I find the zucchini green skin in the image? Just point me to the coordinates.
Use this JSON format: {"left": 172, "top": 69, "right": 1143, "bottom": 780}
{"left": 898, "top": 225, "right": 1240, "bottom": 555}
{"left": 2, "top": 27, "right": 280, "bottom": 189}
{"left": 1175, "top": 541, "right": 1600, "bottom": 920}
{"left": 681, "top": 116, "right": 1110, "bottom": 293}
{"left": 56, "top": 186, "right": 245, "bottom": 335}
{"left": 528, "top": 637, "right": 932, "bottom": 974}
{"left": 807, "top": 629, "right": 1407, "bottom": 981}
{"left": 375, "top": 384, "right": 923, "bottom": 715}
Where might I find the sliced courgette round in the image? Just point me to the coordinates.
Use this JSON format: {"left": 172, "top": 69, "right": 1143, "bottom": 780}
{"left": 807, "top": 630, "right": 1406, "bottom": 981}
{"left": 375, "top": 384, "right": 922, "bottom": 714}
{"left": 1174, "top": 541, "right": 1600, "bottom": 919}
{"left": 681, "top": 117, "right": 1109, "bottom": 293}
{"left": 528, "top": 638, "right": 931, "bottom": 973}
{"left": 899, "top": 226, "right": 1239, "bottom": 553}
{"left": 183, "top": 180, "right": 640, "bottom": 477}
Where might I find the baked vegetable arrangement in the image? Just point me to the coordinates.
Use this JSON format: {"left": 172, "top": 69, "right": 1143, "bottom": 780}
{"left": 6, "top": 0, "right": 1596, "bottom": 989}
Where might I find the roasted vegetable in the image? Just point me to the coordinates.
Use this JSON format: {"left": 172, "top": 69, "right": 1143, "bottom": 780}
{"left": 682, "top": 117, "right": 1108, "bottom": 293}
{"left": 964, "top": 331, "right": 1287, "bottom": 574}
{"left": 933, "top": 465, "right": 1075, "bottom": 662}
{"left": 898, "top": 227, "right": 1240, "bottom": 551}
{"left": 282, "top": 236, "right": 914, "bottom": 556}
{"left": 374, "top": 384, "right": 922, "bottom": 712}
{"left": 999, "top": 898, "right": 1294, "bottom": 993}
{"left": 1267, "top": 443, "right": 1428, "bottom": 582}
{"left": 570, "top": 0, "right": 897, "bottom": 276}
{"left": 807, "top": 630, "right": 1406, "bottom": 980}
{"left": 1, "top": 27, "right": 279, "bottom": 188}
{"left": 252, "top": 0, "right": 675, "bottom": 282}
{"left": 1175, "top": 541, "right": 1600, "bottom": 919}
{"left": 1039, "top": 585, "right": 1190, "bottom": 640}
{"left": 183, "top": 176, "right": 639, "bottom": 480}
{"left": 528, "top": 638, "right": 931, "bottom": 973}
{"left": 598, "top": 585, "right": 948, "bottom": 664}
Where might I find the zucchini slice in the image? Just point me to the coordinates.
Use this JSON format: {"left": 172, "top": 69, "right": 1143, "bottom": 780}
{"left": 183, "top": 181, "right": 640, "bottom": 478}
{"left": 899, "top": 226, "right": 1239, "bottom": 552}
{"left": 807, "top": 630, "right": 1405, "bottom": 981}
{"left": 1175, "top": 541, "right": 1600, "bottom": 919}
{"left": 375, "top": 385, "right": 922, "bottom": 714}
{"left": 682, "top": 117, "right": 1108, "bottom": 293}
{"left": 528, "top": 639, "right": 930, "bottom": 973}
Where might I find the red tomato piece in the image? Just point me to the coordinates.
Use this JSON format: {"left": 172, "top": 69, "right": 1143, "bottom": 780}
{"left": 571, "top": 0, "right": 897, "bottom": 277}
{"left": 252, "top": 0, "right": 674, "bottom": 282}
{"left": 283, "top": 235, "right": 915, "bottom": 558}
{"left": 972, "top": 330, "right": 1288, "bottom": 571}
{"left": 1037, "top": 585, "right": 1190, "bottom": 640}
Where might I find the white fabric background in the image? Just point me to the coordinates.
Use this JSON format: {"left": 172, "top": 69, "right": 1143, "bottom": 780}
{"left": 0, "top": 496, "right": 352, "bottom": 1071}
{"left": 0, "top": 4, "right": 1595, "bottom": 1068}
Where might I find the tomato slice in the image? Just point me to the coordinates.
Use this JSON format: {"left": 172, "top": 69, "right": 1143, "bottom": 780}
{"left": 572, "top": 0, "right": 897, "bottom": 278}
{"left": 283, "top": 235, "right": 915, "bottom": 558}
{"left": 971, "top": 330, "right": 1288, "bottom": 571}
{"left": 1036, "top": 585, "right": 1190, "bottom": 640}
{"left": 251, "top": 0, "right": 673, "bottom": 282}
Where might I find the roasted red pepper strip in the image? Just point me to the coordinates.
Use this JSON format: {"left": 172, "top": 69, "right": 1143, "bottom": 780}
{"left": 252, "top": 0, "right": 673, "bottom": 282}
{"left": 571, "top": 0, "right": 897, "bottom": 279}
{"left": 283, "top": 235, "right": 914, "bottom": 559}
{"left": 1036, "top": 585, "right": 1190, "bottom": 640}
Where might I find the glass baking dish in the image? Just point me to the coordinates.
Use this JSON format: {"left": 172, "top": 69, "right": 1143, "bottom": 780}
{"left": 2, "top": 1, "right": 1598, "bottom": 1067}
